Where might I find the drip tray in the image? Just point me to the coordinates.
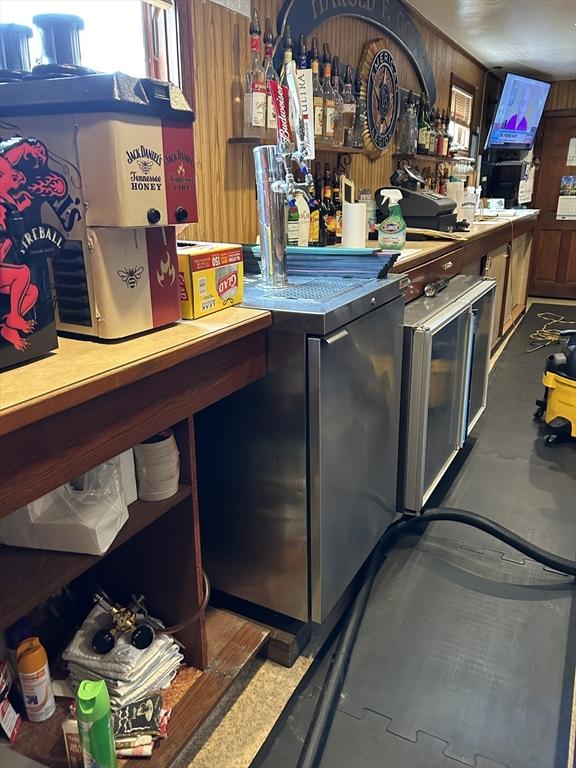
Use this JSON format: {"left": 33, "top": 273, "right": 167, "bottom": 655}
{"left": 267, "top": 278, "right": 368, "bottom": 302}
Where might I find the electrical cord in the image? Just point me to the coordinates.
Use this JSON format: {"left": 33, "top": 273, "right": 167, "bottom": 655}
{"left": 297, "top": 507, "right": 576, "bottom": 768}
{"left": 526, "top": 312, "right": 576, "bottom": 353}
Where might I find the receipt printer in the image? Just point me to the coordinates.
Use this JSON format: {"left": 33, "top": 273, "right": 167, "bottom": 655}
{"left": 383, "top": 165, "right": 458, "bottom": 233}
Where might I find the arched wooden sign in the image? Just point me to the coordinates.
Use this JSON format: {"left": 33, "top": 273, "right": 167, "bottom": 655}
{"left": 276, "top": 0, "right": 437, "bottom": 105}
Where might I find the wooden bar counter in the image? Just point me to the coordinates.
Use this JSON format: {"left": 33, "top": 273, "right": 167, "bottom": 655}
{"left": 0, "top": 306, "right": 271, "bottom": 768}
{"left": 390, "top": 209, "right": 539, "bottom": 348}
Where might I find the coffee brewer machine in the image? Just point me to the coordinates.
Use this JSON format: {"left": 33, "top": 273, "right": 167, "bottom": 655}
{"left": 0, "top": 70, "right": 197, "bottom": 355}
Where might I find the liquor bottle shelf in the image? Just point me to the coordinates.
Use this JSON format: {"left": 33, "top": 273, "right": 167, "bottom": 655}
{"left": 394, "top": 153, "right": 476, "bottom": 164}
{"left": 0, "top": 484, "right": 192, "bottom": 631}
{"left": 228, "top": 136, "right": 380, "bottom": 157}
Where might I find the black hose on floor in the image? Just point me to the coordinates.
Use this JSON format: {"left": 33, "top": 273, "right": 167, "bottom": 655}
{"left": 296, "top": 507, "right": 576, "bottom": 768}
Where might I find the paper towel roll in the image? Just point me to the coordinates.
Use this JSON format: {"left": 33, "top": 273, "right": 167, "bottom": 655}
{"left": 446, "top": 180, "right": 464, "bottom": 218}
{"left": 342, "top": 202, "right": 367, "bottom": 248}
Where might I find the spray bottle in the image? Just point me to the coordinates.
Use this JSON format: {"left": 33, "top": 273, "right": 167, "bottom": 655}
{"left": 17, "top": 637, "right": 55, "bottom": 722}
{"left": 375, "top": 188, "right": 407, "bottom": 250}
{"left": 76, "top": 679, "right": 117, "bottom": 768}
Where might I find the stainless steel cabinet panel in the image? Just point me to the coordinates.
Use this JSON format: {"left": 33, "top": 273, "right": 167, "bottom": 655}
{"left": 308, "top": 297, "right": 403, "bottom": 622}
{"left": 196, "top": 329, "right": 310, "bottom": 622}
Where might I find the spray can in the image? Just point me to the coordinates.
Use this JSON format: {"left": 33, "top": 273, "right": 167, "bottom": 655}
{"left": 16, "top": 637, "right": 55, "bottom": 722}
{"left": 76, "top": 679, "right": 117, "bottom": 768}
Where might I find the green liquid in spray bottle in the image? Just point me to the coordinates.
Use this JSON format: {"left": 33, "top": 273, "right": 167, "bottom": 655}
{"left": 76, "top": 679, "right": 117, "bottom": 768}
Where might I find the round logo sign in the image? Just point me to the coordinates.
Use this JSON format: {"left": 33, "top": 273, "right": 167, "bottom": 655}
{"left": 366, "top": 49, "right": 399, "bottom": 151}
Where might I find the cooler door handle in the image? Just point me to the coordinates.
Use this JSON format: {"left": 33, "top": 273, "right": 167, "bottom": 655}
{"left": 323, "top": 329, "right": 349, "bottom": 346}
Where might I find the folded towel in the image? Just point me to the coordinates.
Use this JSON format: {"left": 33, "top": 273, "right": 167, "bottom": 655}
{"left": 66, "top": 641, "right": 182, "bottom": 683}
{"left": 68, "top": 649, "right": 181, "bottom": 696}
{"left": 64, "top": 605, "right": 180, "bottom": 680}
{"left": 64, "top": 604, "right": 183, "bottom": 708}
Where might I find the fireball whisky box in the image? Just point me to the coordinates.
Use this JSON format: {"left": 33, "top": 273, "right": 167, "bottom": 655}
{"left": 177, "top": 242, "right": 244, "bottom": 319}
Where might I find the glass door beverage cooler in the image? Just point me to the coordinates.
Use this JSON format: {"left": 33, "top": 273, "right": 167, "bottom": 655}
{"left": 399, "top": 275, "right": 496, "bottom": 513}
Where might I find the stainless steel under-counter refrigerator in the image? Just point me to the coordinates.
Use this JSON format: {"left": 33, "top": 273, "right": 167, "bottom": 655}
{"left": 398, "top": 275, "right": 496, "bottom": 513}
{"left": 195, "top": 275, "right": 405, "bottom": 624}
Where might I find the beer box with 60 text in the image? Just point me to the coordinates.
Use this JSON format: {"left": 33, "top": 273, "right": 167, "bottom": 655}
{"left": 177, "top": 242, "right": 243, "bottom": 319}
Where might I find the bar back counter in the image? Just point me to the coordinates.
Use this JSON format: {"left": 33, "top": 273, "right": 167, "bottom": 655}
{"left": 196, "top": 210, "right": 538, "bottom": 625}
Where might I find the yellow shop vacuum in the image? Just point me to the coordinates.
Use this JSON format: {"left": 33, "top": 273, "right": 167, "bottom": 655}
{"left": 534, "top": 329, "right": 576, "bottom": 443}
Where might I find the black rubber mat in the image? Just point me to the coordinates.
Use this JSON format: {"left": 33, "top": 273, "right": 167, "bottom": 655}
{"left": 253, "top": 304, "right": 576, "bottom": 768}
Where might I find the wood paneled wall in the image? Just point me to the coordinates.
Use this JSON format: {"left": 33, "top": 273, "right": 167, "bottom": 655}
{"left": 545, "top": 80, "right": 576, "bottom": 112}
{"left": 181, "top": 0, "right": 486, "bottom": 243}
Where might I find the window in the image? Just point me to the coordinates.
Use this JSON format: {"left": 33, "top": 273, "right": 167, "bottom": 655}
{"left": 0, "top": 0, "right": 179, "bottom": 83}
{"left": 450, "top": 75, "right": 476, "bottom": 155}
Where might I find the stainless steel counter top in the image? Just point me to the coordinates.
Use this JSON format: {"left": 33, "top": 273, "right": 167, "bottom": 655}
{"left": 241, "top": 274, "right": 405, "bottom": 335}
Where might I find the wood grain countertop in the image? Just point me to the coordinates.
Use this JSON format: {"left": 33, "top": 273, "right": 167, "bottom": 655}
{"left": 389, "top": 210, "right": 539, "bottom": 272}
{"left": 0, "top": 307, "right": 271, "bottom": 437}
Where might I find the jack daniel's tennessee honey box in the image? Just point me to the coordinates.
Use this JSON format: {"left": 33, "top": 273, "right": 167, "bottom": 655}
{"left": 177, "top": 242, "right": 244, "bottom": 319}
{"left": 0, "top": 72, "right": 197, "bottom": 348}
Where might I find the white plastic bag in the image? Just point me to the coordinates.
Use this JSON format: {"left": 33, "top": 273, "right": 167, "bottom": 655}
{"left": 0, "top": 458, "right": 128, "bottom": 555}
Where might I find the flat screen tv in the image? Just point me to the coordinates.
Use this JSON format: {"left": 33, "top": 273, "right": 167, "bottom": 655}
{"left": 484, "top": 73, "right": 550, "bottom": 150}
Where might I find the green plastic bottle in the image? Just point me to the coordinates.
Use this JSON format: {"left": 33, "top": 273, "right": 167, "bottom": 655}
{"left": 376, "top": 189, "right": 407, "bottom": 250}
{"left": 76, "top": 680, "right": 117, "bottom": 768}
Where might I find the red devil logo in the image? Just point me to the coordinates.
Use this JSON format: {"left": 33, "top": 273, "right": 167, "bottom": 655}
{"left": 0, "top": 137, "right": 67, "bottom": 351}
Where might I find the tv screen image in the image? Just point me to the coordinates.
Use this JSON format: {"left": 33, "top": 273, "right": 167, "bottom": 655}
{"left": 485, "top": 73, "right": 551, "bottom": 150}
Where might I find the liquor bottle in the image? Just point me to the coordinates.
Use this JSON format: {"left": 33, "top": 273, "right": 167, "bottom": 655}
{"left": 308, "top": 176, "right": 320, "bottom": 246}
{"left": 321, "top": 44, "right": 336, "bottom": 144}
{"left": 316, "top": 175, "right": 328, "bottom": 246}
{"left": 441, "top": 110, "right": 450, "bottom": 157}
{"left": 297, "top": 33, "right": 307, "bottom": 69}
{"left": 428, "top": 106, "right": 439, "bottom": 156}
{"left": 287, "top": 197, "right": 299, "bottom": 245}
{"left": 417, "top": 92, "right": 429, "bottom": 155}
{"left": 352, "top": 77, "right": 366, "bottom": 148}
{"left": 314, "top": 161, "right": 321, "bottom": 185}
{"left": 397, "top": 89, "right": 417, "bottom": 155}
{"left": 280, "top": 24, "right": 293, "bottom": 86}
{"left": 307, "top": 36, "right": 318, "bottom": 68}
{"left": 322, "top": 164, "right": 337, "bottom": 245}
{"left": 296, "top": 191, "right": 310, "bottom": 246}
{"left": 341, "top": 65, "right": 356, "bottom": 147}
{"left": 263, "top": 18, "right": 279, "bottom": 133}
{"left": 435, "top": 109, "right": 444, "bottom": 157}
{"left": 332, "top": 170, "right": 343, "bottom": 243}
{"left": 426, "top": 104, "right": 436, "bottom": 155}
{"left": 311, "top": 43, "right": 324, "bottom": 139}
{"left": 243, "top": 8, "right": 266, "bottom": 138}
{"left": 331, "top": 56, "right": 344, "bottom": 147}
{"left": 438, "top": 167, "right": 448, "bottom": 196}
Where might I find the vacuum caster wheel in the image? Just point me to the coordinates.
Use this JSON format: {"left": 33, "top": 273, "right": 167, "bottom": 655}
{"left": 545, "top": 433, "right": 558, "bottom": 444}
{"left": 534, "top": 407, "right": 544, "bottom": 420}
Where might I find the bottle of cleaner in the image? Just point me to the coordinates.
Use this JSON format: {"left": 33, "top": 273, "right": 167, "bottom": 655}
{"left": 376, "top": 189, "right": 406, "bottom": 250}
{"left": 76, "top": 679, "right": 117, "bottom": 768}
{"left": 17, "top": 636, "right": 55, "bottom": 722}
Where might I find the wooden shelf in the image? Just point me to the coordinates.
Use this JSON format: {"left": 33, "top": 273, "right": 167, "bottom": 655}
{"left": 0, "top": 484, "right": 192, "bottom": 631}
{"left": 228, "top": 136, "right": 379, "bottom": 157}
{"left": 10, "top": 608, "right": 268, "bottom": 768}
{"left": 394, "top": 153, "right": 475, "bottom": 164}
